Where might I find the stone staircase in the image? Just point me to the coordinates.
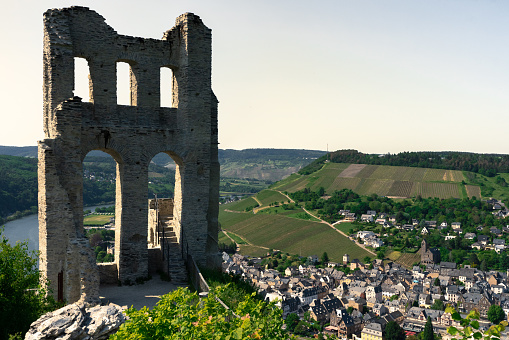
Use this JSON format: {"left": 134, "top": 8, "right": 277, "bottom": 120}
{"left": 159, "top": 217, "right": 188, "bottom": 285}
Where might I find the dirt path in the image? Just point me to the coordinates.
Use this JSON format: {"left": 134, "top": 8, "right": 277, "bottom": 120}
{"left": 252, "top": 196, "right": 262, "bottom": 206}
{"left": 275, "top": 190, "right": 295, "bottom": 203}
{"left": 223, "top": 230, "right": 269, "bottom": 251}
{"left": 224, "top": 189, "right": 375, "bottom": 256}
{"left": 222, "top": 230, "right": 240, "bottom": 252}
{"left": 224, "top": 209, "right": 248, "bottom": 214}
{"left": 273, "top": 190, "right": 375, "bottom": 255}
{"left": 302, "top": 209, "right": 376, "bottom": 256}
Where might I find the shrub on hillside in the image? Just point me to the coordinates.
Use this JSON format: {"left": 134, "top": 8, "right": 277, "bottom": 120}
{"left": 0, "top": 228, "right": 60, "bottom": 339}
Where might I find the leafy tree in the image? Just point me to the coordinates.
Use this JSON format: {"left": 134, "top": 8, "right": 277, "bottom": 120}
{"left": 346, "top": 306, "right": 354, "bottom": 314}
{"left": 285, "top": 313, "right": 299, "bottom": 333}
{"left": 434, "top": 277, "right": 440, "bottom": 286}
{"left": 480, "top": 259, "right": 488, "bottom": 272}
{"left": 487, "top": 304, "right": 506, "bottom": 324}
{"left": 321, "top": 252, "right": 329, "bottom": 264}
{"left": 385, "top": 320, "right": 405, "bottom": 340}
{"left": 469, "top": 253, "right": 480, "bottom": 267}
{"left": 431, "top": 299, "right": 444, "bottom": 311}
{"left": 294, "top": 321, "right": 308, "bottom": 336}
{"left": 363, "top": 256, "right": 371, "bottom": 264}
{"left": 0, "top": 229, "right": 59, "bottom": 339}
{"left": 111, "top": 285, "right": 289, "bottom": 339}
{"left": 422, "top": 316, "right": 434, "bottom": 340}
{"left": 447, "top": 307, "right": 507, "bottom": 340}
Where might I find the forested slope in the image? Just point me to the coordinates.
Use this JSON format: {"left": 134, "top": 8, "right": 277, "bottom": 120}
{"left": 301, "top": 149, "right": 509, "bottom": 177}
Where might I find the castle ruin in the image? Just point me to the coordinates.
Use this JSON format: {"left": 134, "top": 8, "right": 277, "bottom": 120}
{"left": 38, "top": 7, "right": 219, "bottom": 304}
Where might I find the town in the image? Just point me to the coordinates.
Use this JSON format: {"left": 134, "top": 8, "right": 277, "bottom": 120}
{"left": 222, "top": 198, "right": 509, "bottom": 339}
{"left": 223, "top": 248, "right": 508, "bottom": 339}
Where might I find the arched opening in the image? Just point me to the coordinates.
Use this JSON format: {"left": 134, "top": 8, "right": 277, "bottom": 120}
{"left": 147, "top": 152, "right": 176, "bottom": 248}
{"left": 147, "top": 152, "right": 186, "bottom": 282}
{"left": 117, "top": 61, "right": 132, "bottom": 106}
{"left": 74, "top": 57, "right": 91, "bottom": 102}
{"left": 82, "top": 150, "right": 118, "bottom": 264}
{"left": 160, "top": 67, "right": 174, "bottom": 108}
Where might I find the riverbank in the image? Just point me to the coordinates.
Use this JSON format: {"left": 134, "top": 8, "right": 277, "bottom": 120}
{"left": 2, "top": 203, "right": 114, "bottom": 253}
{"left": 0, "top": 202, "right": 115, "bottom": 225}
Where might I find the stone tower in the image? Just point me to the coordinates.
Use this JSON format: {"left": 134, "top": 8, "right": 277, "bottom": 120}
{"left": 420, "top": 239, "right": 440, "bottom": 265}
{"left": 39, "top": 7, "right": 219, "bottom": 304}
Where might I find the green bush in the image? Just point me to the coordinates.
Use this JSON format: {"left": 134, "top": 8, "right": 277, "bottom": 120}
{"left": 111, "top": 286, "right": 288, "bottom": 339}
{"left": 0, "top": 228, "right": 60, "bottom": 339}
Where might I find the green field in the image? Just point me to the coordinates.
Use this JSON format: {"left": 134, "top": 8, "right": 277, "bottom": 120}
{"left": 276, "top": 162, "right": 481, "bottom": 199}
{"left": 226, "top": 232, "right": 247, "bottom": 245}
{"left": 218, "top": 231, "right": 230, "bottom": 244}
{"left": 219, "top": 204, "right": 371, "bottom": 262}
{"left": 256, "top": 189, "right": 289, "bottom": 206}
{"left": 84, "top": 214, "right": 113, "bottom": 226}
{"left": 238, "top": 245, "right": 269, "bottom": 257}
{"left": 334, "top": 222, "right": 357, "bottom": 234}
{"left": 225, "top": 197, "right": 258, "bottom": 212}
{"left": 219, "top": 208, "right": 255, "bottom": 229}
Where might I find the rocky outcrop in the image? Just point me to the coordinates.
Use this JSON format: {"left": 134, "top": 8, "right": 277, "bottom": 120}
{"left": 25, "top": 303, "right": 126, "bottom": 340}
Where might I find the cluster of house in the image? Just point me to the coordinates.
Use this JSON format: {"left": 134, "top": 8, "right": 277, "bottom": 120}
{"left": 222, "top": 250, "right": 509, "bottom": 339}
{"left": 348, "top": 201, "right": 509, "bottom": 254}
{"left": 82, "top": 169, "right": 115, "bottom": 183}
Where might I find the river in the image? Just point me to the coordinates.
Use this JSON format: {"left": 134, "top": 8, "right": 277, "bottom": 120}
{"left": 2, "top": 204, "right": 113, "bottom": 253}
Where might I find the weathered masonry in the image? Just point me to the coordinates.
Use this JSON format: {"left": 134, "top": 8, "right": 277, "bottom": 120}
{"left": 39, "top": 6, "right": 219, "bottom": 304}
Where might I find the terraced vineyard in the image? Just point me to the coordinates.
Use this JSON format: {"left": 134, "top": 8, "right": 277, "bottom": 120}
{"left": 276, "top": 163, "right": 479, "bottom": 199}
{"left": 465, "top": 185, "right": 482, "bottom": 199}
{"left": 256, "top": 189, "right": 288, "bottom": 206}
{"left": 225, "top": 197, "right": 259, "bottom": 212}
{"left": 219, "top": 205, "right": 372, "bottom": 261}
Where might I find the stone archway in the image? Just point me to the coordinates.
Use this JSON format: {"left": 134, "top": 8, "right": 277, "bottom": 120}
{"left": 39, "top": 6, "right": 219, "bottom": 304}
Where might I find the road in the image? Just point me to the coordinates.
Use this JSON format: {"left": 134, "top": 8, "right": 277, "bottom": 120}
{"left": 275, "top": 190, "right": 376, "bottom": 256}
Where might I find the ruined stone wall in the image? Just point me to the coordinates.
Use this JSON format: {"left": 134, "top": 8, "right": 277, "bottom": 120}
{"left": 39, "top": 6, "right": 219, "bottom": 303}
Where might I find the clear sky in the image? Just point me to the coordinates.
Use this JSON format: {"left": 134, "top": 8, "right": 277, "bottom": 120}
{"left": 1, "top": 0, "right": 508, "bottom": 154}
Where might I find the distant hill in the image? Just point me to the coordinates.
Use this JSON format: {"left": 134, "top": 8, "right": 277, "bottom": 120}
{"left": 0, "top": 146, "right": 111, "bottom": 159}
{"left": 0, "top": 147, "right": 324, "bottom": 219}
{"left": 275, "top": 162, "right": 489, "bottom": 200}
{"left": 301, "top": 149, "right": 509, "bottom": 177}
{"left": 0, "top": 146, "right": 38, "bottom": 157}
{"left": 219, "top": 149, "right": 324, "bottom": 181}
{"left": 0, "top": 146, "right": 325, "bottom": 182}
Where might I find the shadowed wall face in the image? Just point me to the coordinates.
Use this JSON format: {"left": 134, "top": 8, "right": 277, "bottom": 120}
{"left": 39, "top": 6, "right": 219, "bottom": 304}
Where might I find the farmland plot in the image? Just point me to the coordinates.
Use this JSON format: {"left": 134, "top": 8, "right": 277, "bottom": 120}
{"left": 387, "top": 181, "right": 414, "bottom": 197}
{"left": 277, "top": 176, "right": 309, "bottom": 192}
{"left": 392, "top": 167, "right": 411, "bottom": 181}
{"left": 355, "top": 165, "right": 378, "bottom": 179}
{"left": 423, "top": 168, "right": 447, "bottom": 182}
{"left": 449, "top": 170, "right": 465, "bottom": 182}
{"left": 355, "top": 178, "right": 376, "bottom": 195}
{"left": 411, "top": 182, "right": 460, "bottom": 199}
{"left": 409, "top": 168, "right": 427, "bottom": 182}
{"left": 368, "top": 179, "right": 395, "bottom": 196}
{"left": 370, "top": 166, "right": 399, "bottom": 180}
{"left": 257, "top": 189, "right": 288, "bottom": 206}
{"left": 465, "top": 185, "right": 481, "bottom": 199}
{"left": 226, "top": 197, "right": 258, "bottom": 212}
{"left": 338, "top": 164, "right": 366, "bottom": 178}
{"left": 329, "top": 177, "right": 361, "bottom": 192}
{"left": 309, "top": 163, "right": 349, "bottom": 191}
{"left": 221, "top": 212, "right": 371, "bottom": 261}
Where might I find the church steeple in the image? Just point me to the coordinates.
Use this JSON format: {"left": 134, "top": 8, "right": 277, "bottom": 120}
{"left": 421, "top": 239, "right": 429, "bottom": 253}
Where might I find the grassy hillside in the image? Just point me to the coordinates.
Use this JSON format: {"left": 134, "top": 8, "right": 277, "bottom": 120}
{"left": 273, "top": 162, "right": 491, "bottom": 200}
{"left": 219, "top": 205, "right": 372, "bottom": 261}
